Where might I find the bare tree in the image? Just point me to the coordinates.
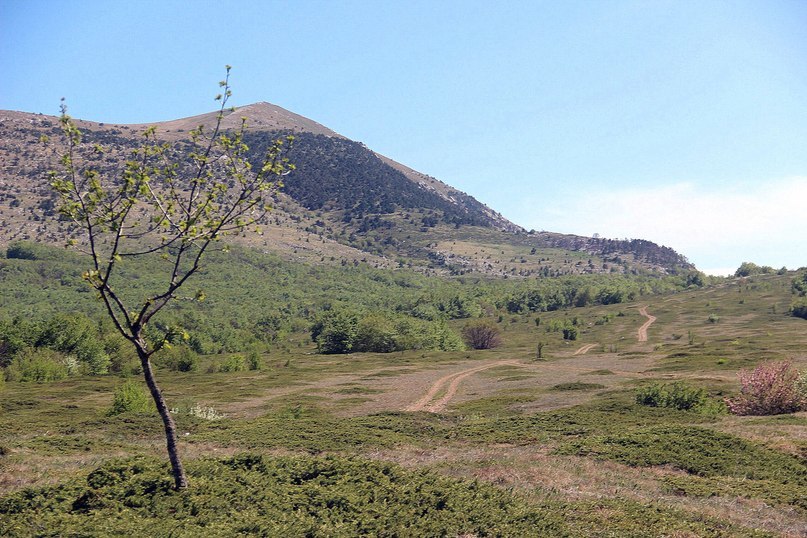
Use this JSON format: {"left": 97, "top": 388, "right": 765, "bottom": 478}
{"left": 462, "top": 319, "right": 502, "bottom": 350}
{"left": 49, "top": 67, "right": 293, "bottom": 489}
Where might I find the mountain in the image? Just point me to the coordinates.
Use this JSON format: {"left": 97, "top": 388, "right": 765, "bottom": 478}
{"left": 0, "top": 104, "right": 692, "bottom": 276}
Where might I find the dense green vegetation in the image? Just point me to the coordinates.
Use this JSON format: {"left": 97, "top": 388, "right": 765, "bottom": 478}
{"left": 0, "top": 455, "right": 564, "bottom": 537}
{"left": 0, "top": 241, "right": 700, "bottom": 366}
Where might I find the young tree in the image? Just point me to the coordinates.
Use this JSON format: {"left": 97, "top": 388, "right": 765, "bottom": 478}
{"left": 49, "top": 67, "right": 294, "bottom": 489}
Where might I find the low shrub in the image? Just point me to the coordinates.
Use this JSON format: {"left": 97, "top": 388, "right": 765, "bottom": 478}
{"left": 559, "top": 424, "right": 807, "bottom": 484}
{"left": 636, "top": 382, "right": 707, "bottom": 411}
{"left": 791, "top": 299, "right": 807, "bottom": 320}
{"left": 219, "top": 354, "right": 246, "bottom": 373}
{"left": 552, "top": 382, "right": 605, "bottom": 391}
{"left": 5, "top": 348, "right": 68, "bottom": 383}
{"left": 0, "top": 455, "right": 565, "bottom": 536}
{"left": 246, "top": 350, "right": 262, "bottom": 371}
{"left": 155, "top": 345, "right": 198, "bottom": 372}
{"left": 108, "top": 380, "right": 154, "bottom": 416}
{"left": 725, "top": 361, "right": 805, "bottom": 415}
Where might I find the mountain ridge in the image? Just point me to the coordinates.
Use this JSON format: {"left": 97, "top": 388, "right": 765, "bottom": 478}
{"left": 0, "top": 104, "right": 693, "bottom": 275}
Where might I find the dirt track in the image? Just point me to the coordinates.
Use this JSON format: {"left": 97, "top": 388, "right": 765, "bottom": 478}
{"left": 637, "top": 306, "right": 656, "bottom": 342}
{"left": 405, "top": 360, "right": 520, "bottom": 413}
{"left": 573, "top": 344, "right": 598, "bottom": 356}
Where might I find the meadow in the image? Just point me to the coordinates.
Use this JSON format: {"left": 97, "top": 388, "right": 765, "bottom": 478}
{"left": 1, "top": 245, "right": 806, "bottom": 536}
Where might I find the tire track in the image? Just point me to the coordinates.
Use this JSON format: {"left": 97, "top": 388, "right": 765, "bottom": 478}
{"left": 637, "top": 306, "right": 656, "bottom": 342}
{"left": 406, "top": 360, "right": 519, "bottom": 413}
{"left": 573, "top": 343, "right": 598, "bottom": 356}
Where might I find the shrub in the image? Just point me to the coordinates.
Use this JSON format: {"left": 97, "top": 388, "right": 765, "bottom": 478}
{"left": 707, "top": 313, "right": 719, "bottom": 324}
{"left": 36, "top": 313, "right": 110, "bottom": 374}
{"left": 246, "top": 350, "right": 262, "bottom": 371}
{"left": 354, "top": 314, "right": 400, "bottom": 353}
{"left": 725, "top": 361, "right": 805, "bottom": 415}
{"left": 797, "top": 371, "right": 807, "bottom": 402}
{"left": 462, "top": 319, "right": 502, "bottom": 349}
{"left": 5, "top": 242, "right": 39, "bottom": 260}
{"left": 636, "top": 382, "right": 707, "bottom": 411}
{"left": 219, "top": 355, "right": 246, "bottom": 373}
{"left": 0, "top": 455, "right": 564, "bottom": 536}
{"left": 313, "top": 311, "right": 463, "bottom": 354}
{"left": 562, "top": 326, "right": 578, "bottom": 341}
{"left": 108, "top": 380, "right": 154, "bottom": 416}
{"left": 734, "top": 262, "right": 773, "bottom": 277}
{"left": 5, "top": 348, "right": 68, "bottom": 383}
{"left": 156, "top": 345, "right": 198, "bottom": 372}
{"left": 792, "top": 271, "right": 807, "bottom": 297}
{"left": 790, "top": 299, "right": 807, "bottom": 320}
{"left": 312, "top": 310, "right": 359, "bottom": 354}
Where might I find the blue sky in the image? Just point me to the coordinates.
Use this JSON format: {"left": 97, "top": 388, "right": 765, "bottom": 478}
{"left": 2, "top": 0, "right": 806, "bottom": 274}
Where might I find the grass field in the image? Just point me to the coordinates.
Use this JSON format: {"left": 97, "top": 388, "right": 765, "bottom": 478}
{"left": 1, "top": 272, "right": 806, "bottom": 536}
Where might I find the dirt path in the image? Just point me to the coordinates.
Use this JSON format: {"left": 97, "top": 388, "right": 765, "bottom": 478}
{"left": 637, "top": 306, "right": 656, "bottom": 342}
{"left": 405, "top": 360, "right": 520, "bottom": 413}
{"left": 573, "top": 343, "right": 598, "bottom": 356}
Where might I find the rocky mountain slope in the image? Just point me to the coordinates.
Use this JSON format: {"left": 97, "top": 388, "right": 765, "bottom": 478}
{"left": 0, "top": 105, "right": 692, "bottom": 276}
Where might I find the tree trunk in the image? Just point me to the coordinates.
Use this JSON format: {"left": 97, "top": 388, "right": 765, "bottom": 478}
{"left": 137, "top": 342, "right": 188, "bottom": 489}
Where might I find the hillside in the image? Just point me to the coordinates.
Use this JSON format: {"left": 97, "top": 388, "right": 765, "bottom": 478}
{"left": 0, "top": 105, "right": 692, "bottom": 276}
{"left": 2, "top": 258, "right": 806, "bottom": 535}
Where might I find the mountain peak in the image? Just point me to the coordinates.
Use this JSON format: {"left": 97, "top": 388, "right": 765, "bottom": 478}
{"left": 229, "top": 102, "right": 340, "bottom": 138}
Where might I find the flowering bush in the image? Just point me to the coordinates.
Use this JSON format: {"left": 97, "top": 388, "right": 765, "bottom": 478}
{"left": 725, "top": 361, "right": 805, "bottom": 415}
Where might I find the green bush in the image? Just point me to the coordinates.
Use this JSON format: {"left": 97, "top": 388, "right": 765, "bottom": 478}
{"left": 5, "top": 348, "right": 68, "bottom": 383}
{"left": 5, "top": 242, "right": 39, "bottom": 260}
{"left": 313, "top": 310, "right": 464, "bottom": 354}
{"left": 108, "top": 380, "right": 154, "bottom": 416}
{"left": 246, "top": 350, "right": 262, "bottom": 371}
{"left": 734, "top": 262, "right": 773, "bottom": 277}
{"left": 155, "top": 345, "right": 198, "bottom": 372}
{"left": 791, "top": 271, "right": 807, "bottom": 296}
{"left": 36, "top": 313, "right": 110, "bottom": 374}
{"left": 354, "top": 313, "right": 400, "bottom": 353}
{"left": 312, "top": 309, "right": 359, "bottom": 354}
{"left": 219, "top": 355, "right": 246, "bottom": 373}
{"left": 791, "top": 299, "right": 807, "bottom": 320}
{"left": 636, "top": 382, "right": 708, "bottom": 411}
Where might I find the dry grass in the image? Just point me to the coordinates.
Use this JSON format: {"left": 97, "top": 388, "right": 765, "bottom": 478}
{"left": 366, "top": 444, "right": 807, "bottom": 537}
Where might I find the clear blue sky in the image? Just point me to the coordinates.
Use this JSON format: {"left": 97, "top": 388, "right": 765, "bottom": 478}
{"left": 2, "top": 0, "right": 806, "bottom": 274}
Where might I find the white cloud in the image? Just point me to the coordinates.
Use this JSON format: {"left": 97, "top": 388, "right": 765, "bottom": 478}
{"left": 529, "top": 176, "right": 807, "bottom": 273}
